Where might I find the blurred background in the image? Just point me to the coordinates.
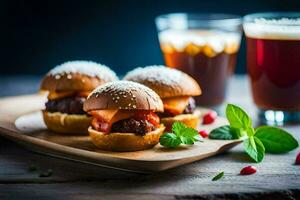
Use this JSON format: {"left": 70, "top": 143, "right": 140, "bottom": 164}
{"left": 1, "top": 0, "right": 300, "bottom": 76}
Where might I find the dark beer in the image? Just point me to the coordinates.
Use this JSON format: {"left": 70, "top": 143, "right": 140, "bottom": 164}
{"left": 245, "top": 20, "right": 300, "bottom": 111}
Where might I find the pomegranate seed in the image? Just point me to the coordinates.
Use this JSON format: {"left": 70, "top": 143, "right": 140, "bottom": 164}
{"left": 202, "top": 111, "right": 217, "bottom": 125}
{"left": 198, "top": 130, "right": 209, "bottom": 138}
{"left": 240, "top": 166, "right": 257, "bottom": 175}
{"left": 296, "top": 152, "right": 300, "bottom": 165}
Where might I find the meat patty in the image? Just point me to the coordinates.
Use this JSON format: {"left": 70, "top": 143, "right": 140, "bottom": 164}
{"left": 45, "top": 96, "right": 86, "bottom": 114}
{"left": 111, "top": 118, "right": 156, "bottom": 135}
{"left": 158, "top": 97, "right": 196, "bottom": 118}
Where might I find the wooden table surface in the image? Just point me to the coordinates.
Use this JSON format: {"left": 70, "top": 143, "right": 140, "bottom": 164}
{"left": 0, "top": 75, "right": 299, "bottom": 200}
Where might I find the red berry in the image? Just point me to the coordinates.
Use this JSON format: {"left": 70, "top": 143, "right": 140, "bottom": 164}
{"left": 296, "top": 152, "right": 300, "bottom": 165}
{"left": 198, "top": 130, "right": 209, "bottom": 138}
{"left": 202, "top": 111, "right": 217, "bottom": 125}
{"left": 240, "top": 166, "right": 257, "bottom": 175}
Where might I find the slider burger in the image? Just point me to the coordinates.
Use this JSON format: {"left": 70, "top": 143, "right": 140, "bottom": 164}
{"left": 124, "top": 66, "right": 201, "bottom": 131}
{"left": 83, "top": 81, "right": 165, "bottom": 151}
{"left": 40, "top": 61, "right": 118, "bottom": 134}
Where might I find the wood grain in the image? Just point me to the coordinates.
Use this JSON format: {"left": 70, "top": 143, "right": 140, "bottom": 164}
{"left": 0, "top": 94, "right": 240, "bottom": 173}
{"left": 0, "top": 76, "right": 300, "bottom": 199}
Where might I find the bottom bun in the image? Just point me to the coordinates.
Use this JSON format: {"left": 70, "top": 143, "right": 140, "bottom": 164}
{"left": 42, "top": 111, "right": 91, "bottom": 134}
{"left": 88, "top": 125, "right": 165, "bottom": 152}
{"left": 161, "top": 113, "right": 200, "bottom": 131}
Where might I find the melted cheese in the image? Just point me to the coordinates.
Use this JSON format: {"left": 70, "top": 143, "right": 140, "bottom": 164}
{"left": 48, "top": 91, "right": 75, "bottom": 100}
{"left": 163, "top": 97, "right": 190, "bottom": 115}
{"left": 77, "top": 91, "right": 91, "bottom": 98}
{"left": 89, "top": 110, "right": 135, "bottom": 124}
{"left": 48, "top": 91, "right": 90, "bottom": 100}
{"left": 89, "top": 109, "right": 136, "bottom": 132}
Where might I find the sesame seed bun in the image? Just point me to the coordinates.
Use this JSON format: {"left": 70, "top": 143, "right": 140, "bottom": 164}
{"left": 42, "top": 111, "right": 91, "bottom": 134}
{"left": 124, "top": 66, "right": 201, "bottom": 98}
{"left": 83, "top": 81, "right": 164, "bottom": 112}
{"left": 40, "top": 61, "right": 118, "bottom": 92}
{"left": 88, "top": 124, "right": 165, "bottom": 151}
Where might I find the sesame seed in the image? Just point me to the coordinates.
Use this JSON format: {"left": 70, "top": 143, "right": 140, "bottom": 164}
{"left": 67, "top": 74, "right": 72, "bottom": 79}
{"left": 123, "top": 66, "right": 184, "bottom": 88}
{"left": 48, "top": 61, "right": 118, "bottom": 81}
{"left": 55, "top": 75, "right": 61, "bottom": 79}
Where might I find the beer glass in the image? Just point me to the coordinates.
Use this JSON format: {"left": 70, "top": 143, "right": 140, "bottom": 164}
{"left": 155, "top": 13, "right": 242, "bottom": 107}
{"left": 244, "top": 12, "right": 300, "bottom": 125}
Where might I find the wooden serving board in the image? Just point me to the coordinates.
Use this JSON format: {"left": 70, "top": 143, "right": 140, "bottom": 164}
{"left": 0, "top": 94, "right": 241, "bottom": 173}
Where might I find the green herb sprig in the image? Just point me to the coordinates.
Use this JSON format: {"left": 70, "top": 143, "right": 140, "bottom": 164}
{"left": 212, "top": 171, "right": 224, "bottom": 181}
{"left": 160, "top": 122, "right": 203, "bottom": 148}
{"left": 209, "top": 104, "right": 299, "bottom": 162}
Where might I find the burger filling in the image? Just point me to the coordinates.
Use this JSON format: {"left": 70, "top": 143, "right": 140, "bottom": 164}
{"left": 158, "top": 97, "right": 196, "bottom": 118}
{"left": 45, "top": 91, "right": 90, "bottom": 115}
{"left": 111, "top": 119, "right": 156, "bottom": 135}
{"left": 89, "top": 110, "right": 160, "bottom": 135}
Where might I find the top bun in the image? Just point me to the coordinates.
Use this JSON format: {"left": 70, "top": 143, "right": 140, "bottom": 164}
{"left": 83, "top": 81, "right": 163, "bottom": 112}
{"left": 40, "top": 61, "right": 118, "bottom": 92}
{"left": 124, "top": 65, "right": 201, "bottom": 98}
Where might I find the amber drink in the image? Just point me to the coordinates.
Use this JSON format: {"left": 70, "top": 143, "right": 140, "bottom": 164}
{"left": 156, "top": 14, "right": 242, "bottom": 106}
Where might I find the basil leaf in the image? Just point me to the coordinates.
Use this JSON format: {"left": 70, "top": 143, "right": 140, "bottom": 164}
{"left": 246, "top": 127, "right": 255, "bottom": 137}
{"left": 180, "top": 127, "right": 202, "bottom": 144}
{"left": 160, "top": 122, "right": 204, "bottom": 148}
{"left": 209, "top": 125, "right": 233, "bottom": 140}
{"left": 243, "top": 136, "right": 265, "bottom": 163}
{"left": 209, "top": 125, "right": 244, "bottom": 140}
{"left": 172, "top": 122, "right": 186, "bottom": 136}
{"left": 159, "top": 133, "right": 181, "bottom": 148}
{"left": 226, "top": 104, "right": 252, "bottom": 130}
{"left": 172, "top": 122, "right": 203, "bottom": 144}
{"left": 255, "top": 126, "right": 299, "bottom": 153}
{"left": 181, "top": 127, "right": 199, "bottom": 138}
{"left": 212, "top": 171, "right": 224, "bottom": 181}
{"left": 180, "top": 136, "right": 195, "bottom": 145}
{"left": 236, "top": 128, "right": 247, "bottom": 138}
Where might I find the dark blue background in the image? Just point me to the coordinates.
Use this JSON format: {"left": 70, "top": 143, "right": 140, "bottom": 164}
{"left": 1, "top": 0, "right": 300, "bottom": 75}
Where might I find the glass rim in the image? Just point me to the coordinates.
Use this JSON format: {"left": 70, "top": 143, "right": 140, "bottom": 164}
{"left": 156, "top": 13, "right": 242, "bottom": 27}
{"left": 244, "top": 12, "right": 300, "bottom": 24}
{"left": 243, "top": 12, "right": 300, "bottom": 42}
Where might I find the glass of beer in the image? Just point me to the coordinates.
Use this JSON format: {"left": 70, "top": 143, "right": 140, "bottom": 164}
{"left": 155, "top": 13, "right": 242, "bottom": 107}
{"left": 244, "top": 12, "right": 300, "bottom": 125}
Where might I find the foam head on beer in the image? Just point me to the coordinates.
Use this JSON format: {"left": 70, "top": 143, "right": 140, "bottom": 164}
{"left": 158, "top": 29, "right": 241, "bottom": 57}
{"left": 244, "top": 18, "right": 300, "bottom": 40}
